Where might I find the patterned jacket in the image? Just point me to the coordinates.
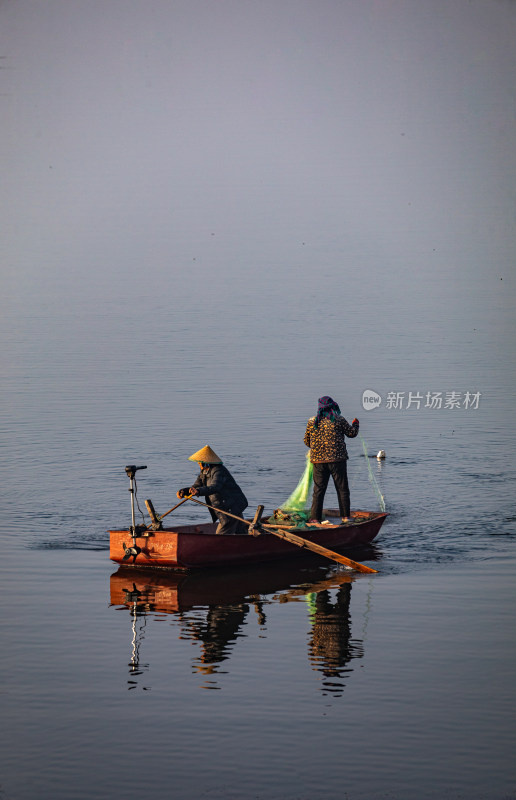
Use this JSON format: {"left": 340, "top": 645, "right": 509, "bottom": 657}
{"left": 304, "top": 416, "right": 359, "bottom": 463}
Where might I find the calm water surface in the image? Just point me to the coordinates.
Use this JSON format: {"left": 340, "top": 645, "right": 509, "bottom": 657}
{"left": 1, "top": 550, "right": 515, "bottom": 800}
{"left": 2, "top": 274, "right": 515, "bottom": 799}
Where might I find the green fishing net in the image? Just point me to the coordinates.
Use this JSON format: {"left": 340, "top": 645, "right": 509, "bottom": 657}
{"left": 359, "top": 434, "right": 386, "bottom": 511}
{"left": 281, "top": 452, "right": 313, "bottom": 511}
{"left": 269, "top": 435, "right": 385, "bottom": 529}
{"left": 270, "top": 453, "right": 314, "bottom": 527}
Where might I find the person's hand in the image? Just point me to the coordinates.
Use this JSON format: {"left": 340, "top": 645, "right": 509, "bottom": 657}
{"left": 189, "top": 486, "right": 199, "bottom": 496}
{"left": 352, "top": 418, "right": 359, "bottom": 425}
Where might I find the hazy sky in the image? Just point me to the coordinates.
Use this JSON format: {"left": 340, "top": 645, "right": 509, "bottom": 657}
{"left": 2, "top": 0, "right": 516, "bottom": 314}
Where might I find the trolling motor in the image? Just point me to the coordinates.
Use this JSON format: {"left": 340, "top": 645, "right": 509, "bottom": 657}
{"left": 123, "top": 465, "right": 147, "bottom": 561}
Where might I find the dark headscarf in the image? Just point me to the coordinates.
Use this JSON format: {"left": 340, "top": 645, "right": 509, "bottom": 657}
{"left": 314, "top": 396, "right": 341, "bottom": 429}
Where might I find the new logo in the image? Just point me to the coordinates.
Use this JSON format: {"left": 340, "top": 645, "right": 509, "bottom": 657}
{"left": 362, "top": 390, "right": 382, "bottom": 410}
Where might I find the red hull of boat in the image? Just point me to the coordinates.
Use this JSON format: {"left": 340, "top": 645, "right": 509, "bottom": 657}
{"left": 109, "top": 510, "right": 388, "bottom": 570}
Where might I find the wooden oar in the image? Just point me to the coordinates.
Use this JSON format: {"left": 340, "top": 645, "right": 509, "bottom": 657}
{"left": 141, "top": 496, "right": 191, "bottom": 533}
{"left": 157, "top": 496, "right": 191, "bottom": 521}
{"left": 186, "top": 497, "right": 377, "bottom": 574}
{"left": 264, "top": 525, "right": 378, "bottom": 573}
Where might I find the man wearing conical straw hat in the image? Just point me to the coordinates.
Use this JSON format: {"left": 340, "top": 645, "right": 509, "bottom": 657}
{"left": 177, "top": 446, "right": 248, "bottom": 535}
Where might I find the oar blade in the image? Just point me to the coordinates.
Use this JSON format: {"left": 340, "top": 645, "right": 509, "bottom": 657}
{"left": 267, "top": 526, "right": 377, "bottom": 573}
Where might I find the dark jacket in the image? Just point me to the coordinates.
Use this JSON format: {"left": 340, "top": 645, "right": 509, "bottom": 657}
{"left": 304, "top": 416, "right": 359, "bottom": 463}
{"left": 191, "top": 464, "right": 248, "bottom": 519}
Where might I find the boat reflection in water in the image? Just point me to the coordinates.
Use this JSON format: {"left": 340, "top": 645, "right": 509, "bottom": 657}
{"left": 109, "top": 547, "right": 380, "bottom": 694}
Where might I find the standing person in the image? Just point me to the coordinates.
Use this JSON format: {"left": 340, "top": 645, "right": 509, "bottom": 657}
{"left": 177, "top": 445, "right": 248, "bottom": 535}
{"left": 304, "top": 396, "right": 359, "bottom": 524}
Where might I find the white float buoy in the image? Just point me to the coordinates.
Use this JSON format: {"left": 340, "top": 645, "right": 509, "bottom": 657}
{"left": 377, "top": 450, "right": 386, "bottom": 460}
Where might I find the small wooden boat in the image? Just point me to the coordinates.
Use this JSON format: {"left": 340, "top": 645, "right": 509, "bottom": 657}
{"left": 109, "top": 508, "right": 388, "bottom": 570}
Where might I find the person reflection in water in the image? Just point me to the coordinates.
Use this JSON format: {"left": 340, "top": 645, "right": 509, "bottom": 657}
{"left": 177, "top": 445, "right": 248, "bottom": 535}
{"left": 182, "top": 603, "right": 250, "bottom": 675}
{"left": 307, "top": 584, "right": 364, "bottom": 695}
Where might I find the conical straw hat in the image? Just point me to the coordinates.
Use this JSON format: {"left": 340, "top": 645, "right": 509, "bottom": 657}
{"left": 188, "top": 445, "right": 222, "bottom": 464}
